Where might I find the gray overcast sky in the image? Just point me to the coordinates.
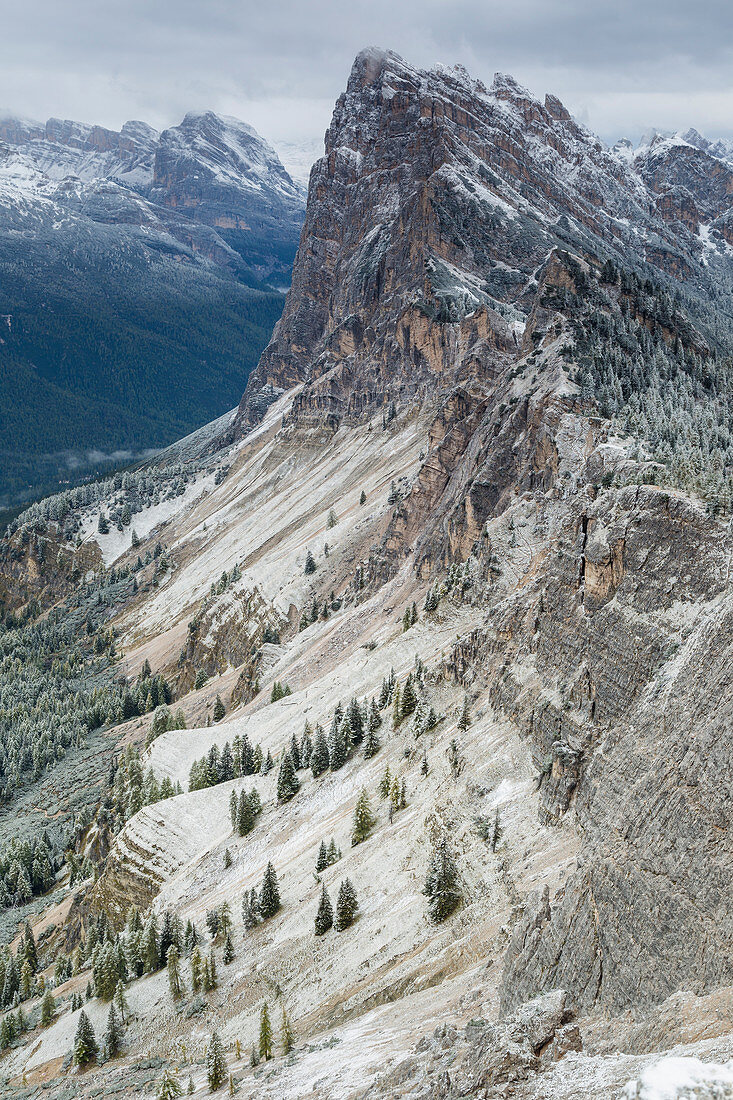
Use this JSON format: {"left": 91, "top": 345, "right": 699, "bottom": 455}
{"left": 0, "top": 0, "right": 731, "bottom": 148}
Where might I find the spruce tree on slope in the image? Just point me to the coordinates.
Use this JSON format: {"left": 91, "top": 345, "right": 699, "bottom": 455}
{"left": 363, "top": 721, "right": 380, "bottom": 759}
{"left": 281, "top": 1006, "right": 295, "bottom": 1054}
{"left": 310, "top": 726, "right": 330, "bottom": 777}
{"left": 114, "top": 980, "right": 129, "bottom": 1023}
{"left": 335, "top": 879, "right": 359, "bottom": 931}
{"left": 315, "top": 840, "right": 329, "bottom": 873}
{"left": 190, "top": 945, "right": 204, "bottom": 992}
{"left": 167, "top": 944, "right": 183, "bottom": 1000}
{"left": 423, "top": 837, "right": 461, "bottom": 922}
{"left": 351, "top": 789, "right": 375, "bottom": 847}
{"left": 104, "top": 1002, "right": 123, "bottom": 1058}
{"left": 314, "top": 886, "right": 333, "bottom": 935}
{"left": 237, "top": 790, "right": 254, "bottom": 836}
{"left": 401, "top": 674, "right": 417, "bottom": 719}
{"left": 277, "top": 752, "right": 300, "bottom": 803}
{"left": 259, "top": 863, "right": 281, "bottom": 919}
{"left": 40, "top": 989, "right": 55, "bottom": 1026}
{"left": 156, "top": 1066, "right": 183, "bottom": 1100}
{"left": 259, "top": 1002, "right": 273, "bottom": 1061}
{"left": 207, "top": 1030, "right": 226, "bottom": 1091}
{"left": 73, "top": 1009, "right": 98, "bottom": 1066}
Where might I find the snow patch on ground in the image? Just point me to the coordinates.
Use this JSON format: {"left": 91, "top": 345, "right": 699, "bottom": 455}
{"left": 623, "top": 1056, "right": 733, "bottom": 1099}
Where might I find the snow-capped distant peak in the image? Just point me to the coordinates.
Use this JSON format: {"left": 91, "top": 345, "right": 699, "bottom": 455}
{"left": 272, "top": 138, "right": 324, "bottom": 190}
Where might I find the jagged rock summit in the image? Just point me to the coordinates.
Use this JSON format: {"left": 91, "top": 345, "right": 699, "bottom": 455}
{"left": 236, "top": 47, "right": 733, "bottom": 432}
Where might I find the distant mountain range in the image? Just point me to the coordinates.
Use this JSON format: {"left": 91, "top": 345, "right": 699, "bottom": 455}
{"left": 0, "top": 110, "right": 307, "bottom": 507}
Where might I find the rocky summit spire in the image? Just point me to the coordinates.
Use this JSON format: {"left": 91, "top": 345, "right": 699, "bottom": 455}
{"left": 234, "top": 47, "right": 722, "bottom": 437}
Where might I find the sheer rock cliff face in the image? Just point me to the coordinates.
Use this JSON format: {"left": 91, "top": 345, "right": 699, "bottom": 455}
{"left": 234, "top": 49, "right": 733, "bottom": 1029}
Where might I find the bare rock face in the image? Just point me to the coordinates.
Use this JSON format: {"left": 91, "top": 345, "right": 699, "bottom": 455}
{"left": 362, "top": 989, "right": 580, "bottom": 1097}
{"left": 501, "top": 586, "right": 733, "bottom": 1015}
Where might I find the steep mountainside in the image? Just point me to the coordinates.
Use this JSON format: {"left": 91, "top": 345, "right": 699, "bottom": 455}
{"left": 0, "top": 111, "right": 305, "bottom": 506}
{"left": 0, "top": 48, "right": 731, "bottom": 1100}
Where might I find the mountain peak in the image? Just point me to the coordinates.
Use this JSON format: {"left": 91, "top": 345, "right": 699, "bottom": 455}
{"left": 490, "top": 70, "right": 533, "bottom": 100}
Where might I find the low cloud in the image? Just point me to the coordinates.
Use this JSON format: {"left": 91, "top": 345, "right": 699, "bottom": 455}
{"left": 0, "top": 1, "right": 730, "bottom": 148}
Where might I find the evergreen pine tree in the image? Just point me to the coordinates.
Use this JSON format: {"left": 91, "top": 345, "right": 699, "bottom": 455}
{"left": 114, "top": 980, "right": 128, "bottom": 1023}
{"left": 241, "top": 889, "right": 258, "bottom": 931}
{"left": 188, "top": 1077, "right": 195, "bottom": 1095}
{"left": 329, "top": 716, "right": 348, "bottom": 770}
{"left": 142, "top": 914, "right": 159, "bottom": 972}
{"left": 21, "top": 921, "right": 37, "bottom": 972}
{"left": 281, "top": 1006, "right": 295, "bottom": 1054}
{"left": 73, "top": 1009, "right": 99, "bottom": 1066}
{"left": 190, "top": 945, "right": 204, "bottom": 992}
{"left": 378, "top": 678, "right": 390, "bottom": 709}
{"left": 259, "top": 863, "right": 281, "bottom": 919}
{"left": 258, "top": 1002, "right": 273, "bottom": 1061}
{"left": 300, "top": 726, "right": 313, "bottom": 769}
{"left": 423, "top": 837, "right": 461, "bottom": 922}
{"left": 213, "top": 695, "right": 226, "bottom": 722}
{"left": 346, "top": 698, "right": 364, "bottom": 744}
{"left": 326, "top": 838, "right": 341, "bottom": 864}
{"left": 310, "top": 726, "right": 329, "bottom": 777}
{"left": 392, "top": 683, "right": 402, "bottom": 728}
{"left": 40, "top": 988, "right": 55, "bottom": 1026}
{"left": 219, "top": 901, "right": 232, "bottom": 937}
{"left": 379, "top": 766, "right": 392, "bottom": 799}
{"left": 457, "top": 696, "right": 471, "bottom": 731}
{"left": 237, "top": 790, "right": 254, "bottom": 836}
{"left": 104, "top": 1002, "right": 123, "bottom": 1058}
{"left": 207, "top": 1030, "right": 227, "bottom": 1091}
{"left": 315, "top": 840, "right": 329, "bottom": 873}
{"left": 334, "top": 879, "right": 359, "bottom": 931}
{"left": 363, "top": 722, "right": 380, "bottom": 758}
{"left": 389, "top": 775, "right": 401, "bottom": 812}
{"left": 167, "top": 944, "right": 183, "bottom": 1000}
{"left": 314, "top": 885, "right": 333, "bottom": 935}
{"left": 360, "top": 490, "right": 367, "bottom": 505}
{"left": 223, "top": 933, "right": 234, "bottom": 964}
{"left": 156, "top": 1066, "right": 183, "bottom": 1100}
{"left": 304, "top": 550, "right": 316, "bottom": 575}
{"left": 276, "top": 752, "right": 300, "bottom": 803}
{"left": 401, "top": 674, "right": 417, "bottom": 719}
{"left": 20, "top": 959, "right": 32, "bottom": 1001}
{"left": 351, "top": 789, "right": 375, "bottom": 847}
